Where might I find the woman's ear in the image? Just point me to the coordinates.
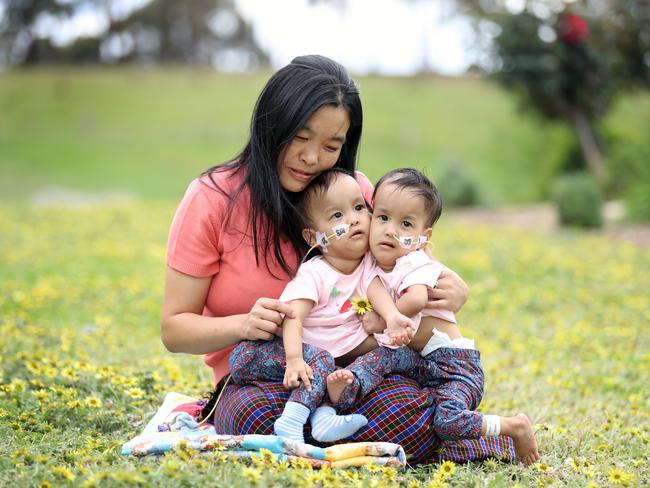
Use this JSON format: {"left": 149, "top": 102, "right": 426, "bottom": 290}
{"left": 302, "top": 228, "right": 316, "bottom": 246}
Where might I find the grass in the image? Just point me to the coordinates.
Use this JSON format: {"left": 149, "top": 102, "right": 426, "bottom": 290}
{"left": 0, "top": 200, "right": 648, "bottom": 487}
{"left": 2, "top": 68, "right": 649, "bottom": 204}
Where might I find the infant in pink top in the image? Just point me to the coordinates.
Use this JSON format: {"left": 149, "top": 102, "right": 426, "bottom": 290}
{"left": 279, "top": 252, "right": 376, "bottom": 359}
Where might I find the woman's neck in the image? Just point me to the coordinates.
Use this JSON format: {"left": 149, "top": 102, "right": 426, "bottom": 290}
{"left": 322, "top": 254, "right": 364, "bottom": 275}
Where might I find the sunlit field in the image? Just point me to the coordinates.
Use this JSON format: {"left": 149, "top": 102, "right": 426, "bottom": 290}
{"left": 0, "top": 200, "right": 648, "bottom": 487}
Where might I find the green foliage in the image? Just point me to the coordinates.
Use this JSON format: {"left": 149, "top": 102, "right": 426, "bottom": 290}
{"left": 435, "top": 161, "right": 482, "bottom": 207}
{"left": 625, "top": 180, "right": 650, "bottom": 222}
{"left": 551, "top": 172, "right": 603, "bottom": 227}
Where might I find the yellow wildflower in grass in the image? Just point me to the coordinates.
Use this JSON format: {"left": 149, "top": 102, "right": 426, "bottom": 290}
{"left": 67, "top": 399, "right": 83, "bottom": 409}
{"left": 51, "top": 466, "right": 76, "bottom": 481}
{"left": 536, "top": 462, "right": 552, "bottom": 473}
{"left": 407, "top": 481, "right": 422, "bottom": 488}
{"left": 37, "top": 482, "right": 52, "bottom": 488}
{"left": 350, "top": 296, "right": 373, "bottom": 314}
{"left": 607, "top": 467, "right": 634, "bottom": 486}
{"left": 81, "top": 477, "right": 98, "bottom": 488}
{"left": 242, "top": 466, "right": 262, "bottom": 484}
{"left": 126, "top": 387, "right": 145, "bottom": 399}
{"left": 438, "top": 460, "right": 456, "bottom": 477}
{"left": 84, "top": 396, "right": 102, "bottom": 408}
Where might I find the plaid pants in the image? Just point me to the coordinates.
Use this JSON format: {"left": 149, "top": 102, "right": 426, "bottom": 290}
{"left": 211, "top": 373, "right": 514, "bottom": 464}
{"left": 229, "top": 337, "right": 334, "bottom": 411}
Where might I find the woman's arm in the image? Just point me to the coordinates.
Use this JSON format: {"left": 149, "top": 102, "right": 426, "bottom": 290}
{"left": 160, "top": 267, "right": 295, "bottom": 354}
{"left": 427, "top": 266, "right": 469, "bottom": 313}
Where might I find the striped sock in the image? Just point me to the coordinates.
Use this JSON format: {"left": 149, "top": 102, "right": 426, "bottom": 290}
{"left": 274, "top": 401, "right": 310, "bottom": 443}
{"left": 310, "top": 405, "right": 368, "bottom": 442}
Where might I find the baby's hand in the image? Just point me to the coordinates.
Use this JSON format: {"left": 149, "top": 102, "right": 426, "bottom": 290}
{"left": 361, "top": 310, "right": 386, "bottom": 334}
{"left": 283, "top": 357, "right": 314, "bottom": 391}
{"left": 385, "top": 313, "right": 416, "bottom": 347}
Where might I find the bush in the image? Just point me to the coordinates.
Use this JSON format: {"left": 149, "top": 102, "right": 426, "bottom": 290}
{"left": 436, "top": 162, "right": 481, "bottom": 207}
{"left": 551, "top": 172, "right": 603, "bottom": 228}
{"left": 625, "top": 180, "right": 650, "bottom": 222}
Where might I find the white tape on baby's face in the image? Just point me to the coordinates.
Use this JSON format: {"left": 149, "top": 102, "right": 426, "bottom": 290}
{"left": 315, "top": 231, "right": 330, "bottom": 253}
{"left": 417, "top": 235, "right": 429, "bottom": 248}
{"left": 332, "top": 223, "right": 350, "bottom": 240}
{"left": 393, "top": 234, "right": 429, "bottom": 249}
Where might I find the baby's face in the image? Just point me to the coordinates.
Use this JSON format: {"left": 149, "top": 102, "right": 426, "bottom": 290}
{"left": 370, "top": 182, "right": 431, "bottom": 271}
{"left": 304, "top": 174, "right": 370, "bottom": 261}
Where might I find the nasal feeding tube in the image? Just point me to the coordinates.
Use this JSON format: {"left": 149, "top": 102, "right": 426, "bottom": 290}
{"left": 302, "top": 223, "right": 352, "bottom": 262}
{"left": 392, "top": 233, "right": 431, "bottom": 250}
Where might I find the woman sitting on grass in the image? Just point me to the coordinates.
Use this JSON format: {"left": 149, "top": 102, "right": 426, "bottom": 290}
{"left": 160, "top": 54, "right": 513, "bottom": 462}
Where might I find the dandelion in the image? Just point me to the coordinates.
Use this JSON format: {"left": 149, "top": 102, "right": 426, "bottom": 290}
{"left": 51, "top": 466, "right": 76, "bottom": 481}
{"left": 67, "top": 399, "right": 83, "bottom": 409}
{"left": 350, "top": 296, "right": 373, "bottom": 314}
{"left": 536, "top": 462, "right": 551, "bottom": 473}
{"left": 607, "top": 468, "right": 634, "bottom": 486}
{"left": 37, "top": 482, "right": 52, "bottom": 488}
{"left": 84, "top": 396, "right": 102, "bottom": 408}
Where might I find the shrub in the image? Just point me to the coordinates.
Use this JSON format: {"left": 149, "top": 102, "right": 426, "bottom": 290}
{"left": 436, "top": 162, "right": 481, "bottom": 207}
{"left": 625, "top": 180, "right": 650, "bottom": 222}
{"left": 551, "top": 172, "right": 603, "bottom": 228}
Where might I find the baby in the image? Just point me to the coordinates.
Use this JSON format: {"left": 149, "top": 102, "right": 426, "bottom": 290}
{"left": 228, "top": 168, "right": 416, "bottom": 444}
{"left": 329, "top": 168, "right": 540, "bottom": 466}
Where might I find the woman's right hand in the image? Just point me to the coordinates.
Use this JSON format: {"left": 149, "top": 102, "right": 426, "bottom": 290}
{"left": 242, "top": 298, "right": 297, "bottom": 341}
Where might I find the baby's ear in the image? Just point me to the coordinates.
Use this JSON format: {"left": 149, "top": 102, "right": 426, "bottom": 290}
{"left": 424, "top": 227, "right": 433, "bottom": 240}
{"left": 302, "top": 228, "right": 316, "bottom": 246}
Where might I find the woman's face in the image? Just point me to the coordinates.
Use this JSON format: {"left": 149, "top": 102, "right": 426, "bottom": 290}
{"left": 277, "top": 105, "right": 351, "bottom": 192}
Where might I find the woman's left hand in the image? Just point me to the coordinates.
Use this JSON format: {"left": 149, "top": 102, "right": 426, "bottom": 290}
{"left": 427, "top": 267, "right": 469, "bottom": 313}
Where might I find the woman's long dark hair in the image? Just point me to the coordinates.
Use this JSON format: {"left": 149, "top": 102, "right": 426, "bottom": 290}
{"left": 202, "top": 55, "right": 363, "bottom": 277}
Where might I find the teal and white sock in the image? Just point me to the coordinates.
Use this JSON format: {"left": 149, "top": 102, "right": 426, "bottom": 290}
{"left": 310, "top": 405, "right": 368, "bottom": 442}
{"left": 274, "top": 401, "right": 310, "bottom": 443}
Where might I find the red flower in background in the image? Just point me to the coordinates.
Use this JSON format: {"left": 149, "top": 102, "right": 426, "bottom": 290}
{"left": 559, "top": 13, "right": 590, "bottom": 44}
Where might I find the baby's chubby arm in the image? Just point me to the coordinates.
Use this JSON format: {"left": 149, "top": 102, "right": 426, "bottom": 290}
{"left": 395, "top": 284, "right": 429, "bottom": 318}
{"left": 282, "top": 298, "right": 316, "bottom": 391}
{"left": 367, "top": 277, "right": 416, "bottom": 346}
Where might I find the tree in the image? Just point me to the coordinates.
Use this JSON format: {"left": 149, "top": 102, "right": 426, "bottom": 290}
{"left": 0, "top": 0, "right": 269, "bottom": 69}
{"left": 456, "top": 0, "right": 650, "bottom": 185}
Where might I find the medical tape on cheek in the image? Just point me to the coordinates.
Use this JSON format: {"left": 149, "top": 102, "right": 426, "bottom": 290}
{"left": 315, "top": 231, "right": 330, "bottom": 253}
{"left": 393, "top": 234, "right": 414, "bottom": 249}
{"left": 417, "top": 235, "right": 429, "bottom": 248}
{"left": 332, "top": 223, "right": 350, "bottom": 240}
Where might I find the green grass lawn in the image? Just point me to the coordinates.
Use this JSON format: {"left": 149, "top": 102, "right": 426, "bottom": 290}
{"left": 0, "top": 201, "right": 648, "bottom": 487}
{"left": 2, "top": 68, "right": 649, "bottom": 204}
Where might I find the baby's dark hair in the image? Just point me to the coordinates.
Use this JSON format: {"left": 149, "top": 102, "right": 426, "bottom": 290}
{"left": 373, "top": 168, "right": 442, "bottom": 227}
{"left": 298, "top": 167, "right": 356, "bottom": 227}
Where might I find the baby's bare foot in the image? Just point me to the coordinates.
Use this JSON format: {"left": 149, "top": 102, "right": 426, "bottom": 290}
{"left": 510, "top": 413, "right": 540, "bottom": 467}
{"left": 326, "top": 369, "right": 354, "bottom": 404}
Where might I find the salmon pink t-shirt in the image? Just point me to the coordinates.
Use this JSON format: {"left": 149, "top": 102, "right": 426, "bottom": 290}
{"left": 166, "top": 166, "right": 374, "bottom": 384}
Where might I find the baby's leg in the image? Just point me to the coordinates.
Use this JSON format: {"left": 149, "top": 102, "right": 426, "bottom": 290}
{"left": 332, "top": 346, "right": 420, "bottom": 411}
{"left": 427, "top": 348, "right": 539, "bottom": 466}
{"left": 274, "top": 343, "right": 335, "bottom": 444}
{"left": 229, "top": 337, "right": 286, "bottom": 384}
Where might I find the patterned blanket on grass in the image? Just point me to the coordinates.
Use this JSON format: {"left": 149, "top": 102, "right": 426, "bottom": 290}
{"left": 121, "top": 392, "right": 406, "bottom": 469}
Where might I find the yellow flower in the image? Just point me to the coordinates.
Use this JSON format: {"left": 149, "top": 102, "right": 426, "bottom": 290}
{"left": 439, "top": 460, "right": 456, "bottom": 477}
{"left": 37, "top": 482, "right": 52, "bottom": 488}
{"left": 51, "top": 466, "right": 76, "bottom": 481}
{"left": 84, "top": 396, "right": 102, "bottom": 408}
{"left": 242, "top": 466, "right": 262, "bottom": 484}
{"left": 350, "top": 296, "right": 373, "bottom": 314}
{"left": 607, "top": 468, "right": 634, "bottom": 486}
{"left": 67, "top": 399, "right": 83, "bottom": 409}
{"left": 126, "top": 387, "right": 145, "bottom": 399}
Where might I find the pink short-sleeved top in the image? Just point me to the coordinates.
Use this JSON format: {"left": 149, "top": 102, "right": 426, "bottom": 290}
{"left": 166, "top": 166, "right": 375, "bottom": 384}
{"left": 372, "top": 249, "right": 456, "bottom": 348}
{"left": 279, "top": 252, "right": 377, "bottom": 358}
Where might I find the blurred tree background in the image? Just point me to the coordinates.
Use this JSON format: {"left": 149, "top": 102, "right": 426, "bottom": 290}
{"left": 1, "top": 0, "right": 649, "bottom": 223}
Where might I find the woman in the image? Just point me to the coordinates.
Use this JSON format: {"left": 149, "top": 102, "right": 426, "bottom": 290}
{"left": 161, "top": 55, "right": 512, "bottom": 463}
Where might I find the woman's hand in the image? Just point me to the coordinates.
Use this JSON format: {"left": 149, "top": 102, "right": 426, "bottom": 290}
{"left": 242, "top": 298, "right": 296, "bottom": 341}
{"left": 284, "top": 357, "right": 313, "bottom": 390}
{"left": 427, "top": 267, "right": 469, "bottom": 313}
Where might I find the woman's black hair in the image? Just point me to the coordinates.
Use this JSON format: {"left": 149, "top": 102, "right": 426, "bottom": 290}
{"left": 202, "top": 55, "right": 363, "bottom": 277}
